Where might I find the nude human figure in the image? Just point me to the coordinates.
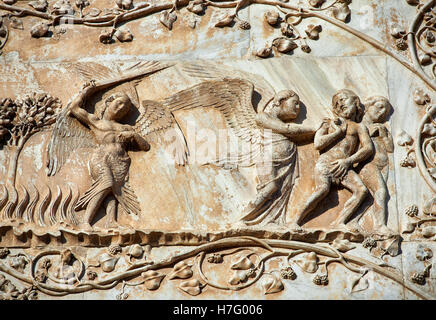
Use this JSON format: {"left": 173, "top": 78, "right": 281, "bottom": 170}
{"left": 358, "top": 96, "right": 394, "bottom": 236}
{"left": 69, "top": 82, "right": 150, "bottom": 231}
{"left": 291, "top": 89, "right": 374, "bottom": 232}
{"left": 242, "top": 90, "right": 316, "bottom": 224}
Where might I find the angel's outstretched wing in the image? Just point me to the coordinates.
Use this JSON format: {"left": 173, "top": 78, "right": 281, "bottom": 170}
{"left": 164, "top": 78, "right": 263, "bottom": 145}
{"left": 135, "top": 100, "right": 189, "bottom": 166}
{"left": 72, "top": 61, "right": 168, "bottom": 109}
{"left": 162, "top": 78, "right": 265, "bottom": 168}
{"left": 181, "top": 61, "right": 276, "bottom": 113}
{"left": 46, "top": 109, "right": 97, "bottom": 176}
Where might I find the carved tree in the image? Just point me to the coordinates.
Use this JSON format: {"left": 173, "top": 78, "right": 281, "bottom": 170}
{"left": 0, "top": 93, "right": 60, "bottom": 221}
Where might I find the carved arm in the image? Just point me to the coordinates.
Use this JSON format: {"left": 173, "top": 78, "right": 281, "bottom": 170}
{"left": 345, "top": 124, "right": 374, "bottom": 166}
{"left": 313, "top": 120, "right": 344, "bottom": 151}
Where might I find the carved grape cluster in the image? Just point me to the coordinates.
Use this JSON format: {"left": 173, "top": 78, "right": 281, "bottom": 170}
{"left": 207, "top": 253, "right": 224, "bottom": 264}
{"left": 108, "top": 244, "right": 122, "bottom": 255}
{"left": 313, "top": 274, "right": 329, "bottom": 286}
{"left": 0, "top": 248, "right": 10, "bottom": 259}
{"left": 362, "top": 237, "right": 377, "bottom": 250}
{"left": 405, "top": 204, "right": 419, "bottom": 217}
{"left": 411, "top": 271, "right": 426, "bottom": 285}
{"left": 399, "top": 154, "right": 416, "bottom": 168}
{"left": 280, "top": 267, "right": 297, "bottom": 280}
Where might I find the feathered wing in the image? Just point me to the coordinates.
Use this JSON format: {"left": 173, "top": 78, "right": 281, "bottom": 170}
{"left": 72, "top": 61, "right": 171, "bottom": 109}
{"left": 162, "top": 78, "right": 265, "bottom": 168}
{"left": 181, "top": 61, "right": 276, "bottom": 113}
{"left": 46, "top": 109, "right": 97, "bottom": 176}
{"left": 135, "top": 100, "right": 189, "bottom": 166}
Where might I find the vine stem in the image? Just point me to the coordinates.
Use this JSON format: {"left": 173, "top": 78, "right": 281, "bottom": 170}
{"left": 253, "top": 0, "right": 436, "bottom": 91}
{"left": 416, "top": 105, "right": 436, "bottom": 193}
{"left": 0, "top": 0, "right": 434, "bottom": 89}
{"left": 0, "top": 237, "right": 433, "bottom": 299}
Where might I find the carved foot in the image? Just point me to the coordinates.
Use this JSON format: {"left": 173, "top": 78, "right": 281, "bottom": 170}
{"left": 289, "top": 222, "right": 305, "bottom": 233}
{"left": 336, "top": 222, "right": 363, "bottom": 234}
{"left": 372, "top": 225, "right": 396, "bottom": 238}
{"left": 77, "top": 222, "right": 94, "bottom": 232}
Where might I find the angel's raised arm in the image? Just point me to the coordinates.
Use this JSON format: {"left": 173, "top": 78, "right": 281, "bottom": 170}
{"left": 68, "top": 83, "right": 100, "bottom": 127}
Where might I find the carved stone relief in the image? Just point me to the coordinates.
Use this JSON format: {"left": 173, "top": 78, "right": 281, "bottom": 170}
{"left": 0, "top": 0, "right": 435, "bottom": 300}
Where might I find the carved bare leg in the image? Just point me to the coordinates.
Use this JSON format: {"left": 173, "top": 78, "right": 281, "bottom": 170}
{"left": 292, "top": 174, "right": 331, "bottom": 230}
{"left": 335, "top": 171, "right": 368, "bottom": 232}
{"left": 360, "top": 167, "right": 394, "bottom": 236}
{"left": 80, "top": 189, "right": 110, "bottom": 231}
{"left": 371, "top": 173, "right": 394, "bottom": 236}
{"left": 105, "top": 196, "right": 118, "bottom": 229}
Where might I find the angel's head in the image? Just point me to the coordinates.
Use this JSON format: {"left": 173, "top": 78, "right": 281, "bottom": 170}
{"left": 270, "top": 90, "right": 300, "bottom": 121}
{"left": 98, "top": 92, "right": 132, "bottom": 121}
{"left": 364, "top": 96, "right": 391, "bottom": 124}
{"left": 332, "top": 89, "right": 363, "bottom": 122}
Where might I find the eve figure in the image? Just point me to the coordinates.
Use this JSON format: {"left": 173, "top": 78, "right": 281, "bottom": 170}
{"left": 292, "top": 89, "right": 374, "bottom": 232}
{"left": 358, "top": 96, "right": 394, "bottom": 236}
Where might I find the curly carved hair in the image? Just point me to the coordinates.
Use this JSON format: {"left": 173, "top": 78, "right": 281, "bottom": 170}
{"left": 331, "top": 89, "right": 364, "bottom": 122}
{"left": 272, "top": 89, "right": 299, "bottom": 107}
{"left": 363, "top": 96, "right": 391, "bottom": 123}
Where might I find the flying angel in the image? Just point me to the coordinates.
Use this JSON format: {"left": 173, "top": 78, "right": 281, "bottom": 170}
{"left": 46, "top": 61, "right": 189, "bottom": 230}
{"left": 161, "top": 62, "right": 316, "bottom": 227}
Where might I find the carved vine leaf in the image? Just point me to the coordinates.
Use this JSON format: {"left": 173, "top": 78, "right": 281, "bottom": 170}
{"left": 350, "top": 272, "right": 369, "bottom": 293}
{"left": 141, "top": 270, "right": 165, "bottom": 290}
{"left": 98, "top": 253, "right": 119, "bottom": 273}
{"left": 421, "top": 226, "right": 436, "bottom": 238}
{"left": 187, "top": 0, "right": 206, "bottom": 15}
{"left": 423, "top": 124, "right": 436, "bottom": 137}
{"left": 8, "top": 256, "right": 27, "bottom": 272}
{"left": 30, "top": 23, "right": 49, "bottom": 38}
{"left": 214, "top": 13, "right": 235, "bottom": 28}
{"left": 0, "top": 274, "right": 38, "bottom": 300}
{"left": 396, "top": 130, "right": 414, "bottom": 146}
{"left": 380, "top": 236, "right": 401, "bottom": 257}
{"left": 84, "top": 8, "right": 101, "bottom": 17}
{"left": 295, "top": 252, "right": 319, "bottom": 273}
{"left": 331, "top": 2, "right": 351, "bottom": 22}
{"left": 263, "top": 273, "right": 284, "bottom": 294}
{"left": 264, "top": 11, "right": 280, "bottom": 26}
{"left": 414, "top": 88, "right": 431, "bottom": 106}
{"left": 230, "top": 254, "right": 255, "bottom": 270}
{"left": 308, "top": 0, "right": 326, "bottom": 8}
{"left": 331, "top": 239, "right": 356, "bottom": 252}
{"left": 416, "top": 245, "right": 433, "bottom": 261}
{"left": 8, "top": 17, "right": 23, "bottom": 30}
{"left": 168, "top": 261, "right": 193, "bottom": 280}
{"left": 114, "top": 29, "right": 133, "bottom": 42}
{"left": 272, "top": 37, "right": 298, "bottom": 53}
{"left": 178, "top": 279, "right": 204, "bottom": 296}
{"left": 228, "top": 269, "right": 256, "bottom": 285}
{"left": 160, "top": 11, "right": 177, "bottom": 30}
{"left": 28, "top": 0, "right": 48, "bottom": 12}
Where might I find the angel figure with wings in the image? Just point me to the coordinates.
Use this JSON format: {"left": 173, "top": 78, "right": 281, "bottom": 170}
{"left": 160, "top": 62, "right": 317, "bottom": 227}
{"left": 46, "top": 62, "right": 189, "bottom": 231}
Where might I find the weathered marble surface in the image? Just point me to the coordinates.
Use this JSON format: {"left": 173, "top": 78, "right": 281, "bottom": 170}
{"left": 0, "top": 0, "right": 435, "bottom": 300}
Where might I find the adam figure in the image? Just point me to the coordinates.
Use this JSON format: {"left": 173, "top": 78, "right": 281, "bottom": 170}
{"left": 291, "top": 89, "right": 374, "bottom": 232}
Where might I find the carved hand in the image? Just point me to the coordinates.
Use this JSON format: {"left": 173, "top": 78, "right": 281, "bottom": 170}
{"left": 82, "top": 80, "right": 96, "bottom": 91}
{"left": 330, "top": 158, "right": 351, "bottom": 179}
{"left": 332, "top": 117, "right": 347, "bottom": 134}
